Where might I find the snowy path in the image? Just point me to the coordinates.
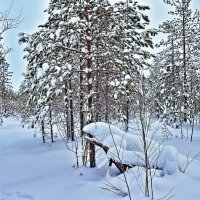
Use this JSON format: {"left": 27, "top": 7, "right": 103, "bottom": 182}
{"left": 0, "top": 118, "right": 115, "bottom": 200}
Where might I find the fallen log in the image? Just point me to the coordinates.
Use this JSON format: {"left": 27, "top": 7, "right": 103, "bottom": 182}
{"left": 84, "top": 136, "right": 162, "bottom": 173}
{"left": 109, "top": 158, "right": 162, "bottom": 173}
{"left": 85, "top": 137, "right": 109, "bottom": 153}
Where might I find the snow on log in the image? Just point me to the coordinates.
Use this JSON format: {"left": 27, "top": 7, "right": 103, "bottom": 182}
{"left": 83, "top": 122, "right": 181, "bottom": 175}
{"left": 103, "top": 135, "right": 127, "bottom": 149}
{"left": 83, "top": 122, "right": 125, "bottom": 141}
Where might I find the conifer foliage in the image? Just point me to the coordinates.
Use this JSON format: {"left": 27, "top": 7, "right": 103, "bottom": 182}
{"left": 152, "top": 0, "right": 200, "bottom": 131}
{"left": 0, "top": 8, "right": 19, "bottom": 123}
{"left": 19, "top": 0, "right": 155, "bottom": 145}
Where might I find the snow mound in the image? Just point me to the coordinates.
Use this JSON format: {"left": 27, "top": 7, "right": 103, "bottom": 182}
{"left": 83, "top": 122, "right": 125, "bottom": 141}
{"left": 84, "top": 122, "right": 181, "bottom": 175}
{"left": 107, "top": 146, "right": 143, "bottom": 166}
{"left": 123, "top": 133, "right": 142, "bottom": 151}
{"left": 103, "top": 135, "right": 127, "bottom": 149}
{"left": 158, "top": 145, "right": 179, "bottom": 175}
{"left": 107, "top": 144, "right": 180, "bottom": 175}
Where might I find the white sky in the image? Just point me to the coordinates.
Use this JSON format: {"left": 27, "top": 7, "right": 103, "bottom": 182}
{"left": 1, "top": 0, "right": 200, "bottom": 91}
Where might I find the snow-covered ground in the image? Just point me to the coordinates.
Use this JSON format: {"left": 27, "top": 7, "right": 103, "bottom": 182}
{"left": 0, "top": 118, "right": 200, "bottom": 200}
{"left": 0, "top": 118, "right": 115, "bottom": 200}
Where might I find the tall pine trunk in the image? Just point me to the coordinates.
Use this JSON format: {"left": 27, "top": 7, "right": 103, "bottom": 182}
{"left": 182, "top": 0, "right": 187, "bottom": 122}
{"left": 79, "top": 60, "right": 84, "bottom": 137}
{"left": 84, "top": 5, "right": 95, "bottom": 168}
{"left": 105, "top": 70, "right": 109, "bottom": 123}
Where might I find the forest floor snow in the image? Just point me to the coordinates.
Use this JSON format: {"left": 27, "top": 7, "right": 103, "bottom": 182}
{"left": 0, "top": 118, "right": 200, "bottom": 200}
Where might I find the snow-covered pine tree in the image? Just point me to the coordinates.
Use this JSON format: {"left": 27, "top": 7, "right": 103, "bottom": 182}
{"left": 153, "top": 0, "right": 200, "bottom": 133}
{"left": 0, "top": 53, "right": 13, "bottom": 122}
{"left": 152, "top": 19, "right": 182, "bottom": 127}
{"left": 19, "top": 29, "right": 60, "bottom": 142}
{"left": 108, "top": 0, "right": 156, "bottom": 130}
{"left": 0, "top": 7, "right": 19, "bottom": 123}
{"left": 20, "top": 0, "right": 156, "bottom": 167}
{"left": 0, "top": 44, "right": 12, "bottom": 123}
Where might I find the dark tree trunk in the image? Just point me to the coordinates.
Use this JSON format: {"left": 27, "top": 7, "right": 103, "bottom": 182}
{"left": 182, "top": 0, "right": 187, "bottom": 122}
{"left": 69, "top": 75, "right": 75, "bottom": 141}
{"left": 95, "top": 41, "right": 100, "bottom": 122}
{"left": 80, "top": 58, "right": 84, "bottom": 137}
{"left": 41, "top": 120, "right": 45, "bottom": 143}
{"left": 125, "top": 100, "right": 129, "bottom": 132}
{"left": 89, "top": 135, "right": 96, "bottom": 168}
{"left": 49, "top": 107, "right": 54, "bottom": 143}
{"left": 64, "top": 82, "right": 70, "bottom": 140}
{"left": 105, "top": 71, "right": 109, "bottom": 123}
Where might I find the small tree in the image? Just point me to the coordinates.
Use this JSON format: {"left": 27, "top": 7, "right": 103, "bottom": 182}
{"left": 0, "top": 6, "right": 20, "bottom": 123}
